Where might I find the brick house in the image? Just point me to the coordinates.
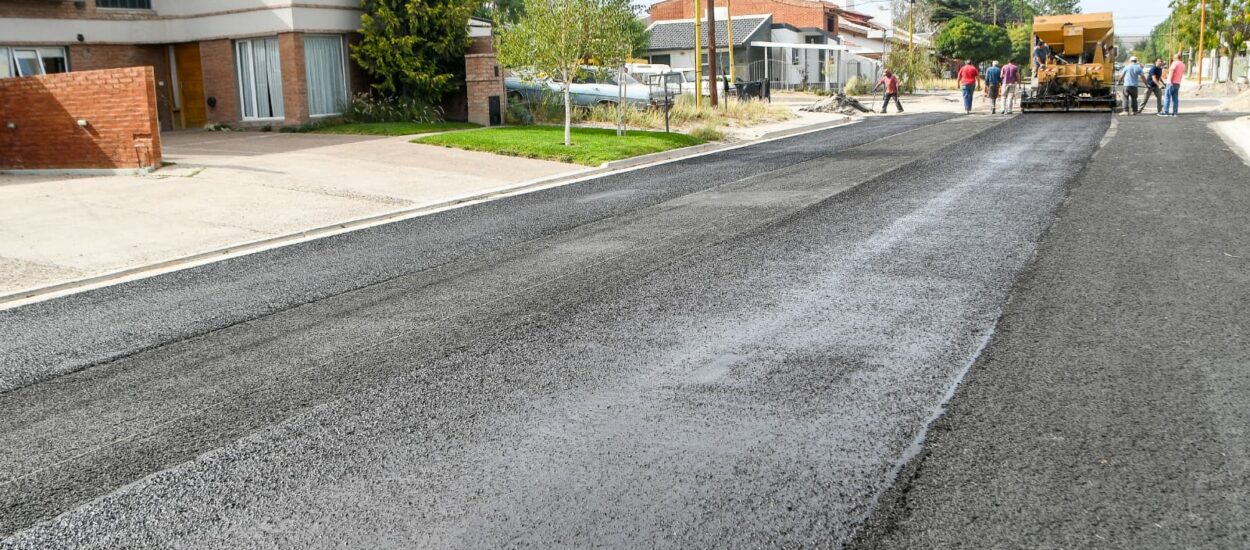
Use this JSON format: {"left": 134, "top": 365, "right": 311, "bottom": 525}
{"left": 0, "top": 1, "right": 497, "bottom": 130}
{"left": 648, "top": 0, "right": 886, "bottom": 45}
{"left": 645, "top": 0, "right": 886, "bottom": 89}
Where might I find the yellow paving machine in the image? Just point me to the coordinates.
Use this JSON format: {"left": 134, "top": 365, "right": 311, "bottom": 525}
{"left": 1021, "top": 12, "right": 1118, "bottom": 112}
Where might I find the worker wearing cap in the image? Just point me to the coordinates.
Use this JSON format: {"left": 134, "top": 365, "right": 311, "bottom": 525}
{"left": 984, "top": 61, "right": 1003, "bottom": 114}
{"left": 1118, "top": 56, "right": 1143, "bottom": 116}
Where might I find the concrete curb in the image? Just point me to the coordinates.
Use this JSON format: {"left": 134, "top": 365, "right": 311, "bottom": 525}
{"left": 0, "top": 116, "right": 861, "bottom": 309}
{"left": 1211, "top": 116, "right": 1250, "bottom": 168}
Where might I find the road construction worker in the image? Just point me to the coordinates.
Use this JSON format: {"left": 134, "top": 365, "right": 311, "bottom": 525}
{"left": 1001, "top": 60, "right": 1020, "bottom": 114}
{"left": 984, "top": 61, "right": 1003, "bottom": 114}
{"left": 1162, "top": 53, "right": 1185, "bottom": 117}
{"left": 874, "top": 70, "right": 903, "bottom": 114}
{"left": 1138, "top": 58, "right": 1165, "bottom": 114}
{"left": 1118, "top": 56, "right": 1143, "bottom": 115}
{"left": 958, "top": 60, "right": 979, "bottom": 114}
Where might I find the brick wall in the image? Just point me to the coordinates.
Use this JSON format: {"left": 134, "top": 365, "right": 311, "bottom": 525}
{"left": 0, "top": 66, "right": 161, "bottom": 171}
{"left": 68, "top": 43, "right": 175, "bottom": 130}
{"left": 465, "top": 53, "right": 504, "bottom": 127}
{"left": 278, "top": 32, "right": 309, "bottom": 125}
{"left": 0, "top": 0, "right": 160, "bottom": 20}
{"left": 649, "top": 0, "right": 829, "bottom": 29}
{"left": 199, "top": 39, "right": 238, "bottom": 125}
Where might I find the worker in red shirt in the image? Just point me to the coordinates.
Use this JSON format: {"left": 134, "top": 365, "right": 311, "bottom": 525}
{"left": 958, "top": 59, "right": 979, "bottom": 114}
{"left": 873, "top": 69, "right": 903, "bottom": 114}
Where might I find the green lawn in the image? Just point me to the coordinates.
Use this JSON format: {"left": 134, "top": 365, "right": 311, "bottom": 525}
{"left": 313, "top": 121, "right": 479, "bottom": 136}
{"left": 413, "top": 125, "right": 707, "bottom": 166}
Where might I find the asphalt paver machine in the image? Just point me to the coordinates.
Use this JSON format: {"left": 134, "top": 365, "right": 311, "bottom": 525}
{"left": 1022, "top": 12, "right": 1119, "bottom": 113}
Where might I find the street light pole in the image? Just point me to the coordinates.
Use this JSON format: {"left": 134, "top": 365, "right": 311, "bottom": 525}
{"left": 1197, "top": 0, "right": 1206, "bottom": 86}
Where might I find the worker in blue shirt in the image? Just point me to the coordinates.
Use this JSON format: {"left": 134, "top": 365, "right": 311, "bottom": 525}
{"left": 983, "top": 61, "right": 1003, "bottom": 114}
{"left": 1117, "top": 56, "right": 1144, "bottom": 115}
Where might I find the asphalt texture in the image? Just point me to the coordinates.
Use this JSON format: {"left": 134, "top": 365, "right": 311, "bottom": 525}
{"left": 0, "top": 114, "right": 953, "bottom": 395}
{"left": 0, "top": 112, "right": 1121, "bottom": 547}
{"left": 854, "top": 113, "right": 1250, "bottom": 548}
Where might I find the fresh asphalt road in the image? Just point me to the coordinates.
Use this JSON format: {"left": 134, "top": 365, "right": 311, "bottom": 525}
{"left": 854, "top": 112, "right": 1250, "bottom": 548}
{"left": 2, "top": 111, "right": 1233, "bottom": 547}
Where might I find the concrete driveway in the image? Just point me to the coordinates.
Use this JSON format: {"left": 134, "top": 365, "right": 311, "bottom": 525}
{"left": 0, "top": 130, "right": 580, "bottom": 298}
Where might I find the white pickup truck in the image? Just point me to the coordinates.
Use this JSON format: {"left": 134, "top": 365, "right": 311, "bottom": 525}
{"left": 626, "top": 64, "right": 733, "bottom": 99}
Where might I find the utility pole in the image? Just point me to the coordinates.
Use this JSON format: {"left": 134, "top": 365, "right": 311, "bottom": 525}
{"left": 726, "top": 0, "right": 736, "bottom": 83}
{"left": 707, "top": 0, "right": 719, "bottom": 107}
{"left": 693, "top": 0, "right": 702, "bottom": 108}
{"left": 1197, "top": 0, "right": 1206, "bottom": 86}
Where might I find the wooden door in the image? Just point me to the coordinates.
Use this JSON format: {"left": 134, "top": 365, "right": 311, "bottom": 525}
{"left": 174, "top": 43, "right": 207, "bottom": 128}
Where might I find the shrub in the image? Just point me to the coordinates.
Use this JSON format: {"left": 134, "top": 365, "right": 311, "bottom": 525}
{"left": 844, "top": 75, "right": 873, "bottom": 96}
{"left": 688, "top": 124, "right": 726, "bottom": 141}
{"left": 340, "top": 93, "right": 445, "bottom": 123}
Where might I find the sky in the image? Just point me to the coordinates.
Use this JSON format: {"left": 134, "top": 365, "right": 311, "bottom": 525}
{"left": 1081, "top": 0, "right": 1172, "bottom": 36}
{"left": 631, "top": 0, "right": 1174, "bottom": 37}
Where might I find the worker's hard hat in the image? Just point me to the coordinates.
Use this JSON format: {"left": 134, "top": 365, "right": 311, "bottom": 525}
{"left": 1129, "top": 56, "right": 1138, "bottom": 62}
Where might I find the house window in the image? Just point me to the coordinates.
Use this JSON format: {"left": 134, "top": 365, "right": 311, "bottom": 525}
{"left": 235, "top": 37, "right": 285, "bottom": 119}
{"left": 699, "top": 52, "right": 731, "bottom": 76}
{"left": 649, "top": 54, "right": 671, "bottom": 66}
{"left": 1, "top": 47, "right": 69, "bottom": 78}
{"left": 96, "top": 0, "right": 152, "bottom": 9}
{"left": 303, "top": 35, "right": 347, "bottom": 116}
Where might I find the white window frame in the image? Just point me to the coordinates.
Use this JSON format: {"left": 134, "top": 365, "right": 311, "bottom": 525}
{"left": 235, "top": 37, "right": 284, "bottom": 121}
{"left": 2, "top": 46, "right": 69, "bottom": 78}
{"left": 303, "top": 34, "right": 349, "bottom": 117}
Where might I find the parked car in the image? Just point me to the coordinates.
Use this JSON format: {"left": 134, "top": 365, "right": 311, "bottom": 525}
{"left": 505, "top": 68, "right": 662, "bottom": 108}
{"left": 628, "top": 64, "right": 735, "bottom": 99}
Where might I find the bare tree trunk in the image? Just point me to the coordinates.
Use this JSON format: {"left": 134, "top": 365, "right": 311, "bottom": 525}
{"left": 563, "top": 81, "right": 572, "bottom": 146}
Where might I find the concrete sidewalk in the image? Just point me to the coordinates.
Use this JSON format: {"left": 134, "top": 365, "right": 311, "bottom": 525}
{"left": 0, "top": 131, "right": 581, "bottom": 298}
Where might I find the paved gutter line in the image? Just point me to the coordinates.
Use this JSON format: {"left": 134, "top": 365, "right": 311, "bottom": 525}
{"left": 0, "top": 117, "right": 859, "bottom": 310}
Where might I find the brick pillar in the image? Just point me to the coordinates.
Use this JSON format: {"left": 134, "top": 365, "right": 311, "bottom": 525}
{"left": 465, "top": 53, "right": 504, "bottom": 127}
{"left": 278, "top": 32, "right": 309, "bottom": 125}
{"left": 199, "top": 39, "right": 238, "bottom": 125}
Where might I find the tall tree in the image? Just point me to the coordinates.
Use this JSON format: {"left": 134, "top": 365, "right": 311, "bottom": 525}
{"left": 476, "top": 0, "right": 525, "bottom": 24}
{"left": 496, "top": 0, "right": 637, "bottom": 145}
{"left": 354, "top": 0, "right": 478, "bottom": 105}
{"left": 1029, "top": 0, "right": 1080, "bottom": 16}
{"left": 933, "top": 15, "right": 1012, "bottom": 62}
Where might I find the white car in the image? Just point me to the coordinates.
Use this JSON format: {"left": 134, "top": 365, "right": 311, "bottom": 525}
{"left": 505, "top": 68, "right": 661, "bottom": 108}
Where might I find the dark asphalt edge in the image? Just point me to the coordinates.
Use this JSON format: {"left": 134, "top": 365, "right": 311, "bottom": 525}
{"left": 846, "top": 117, "right": 1118, "bottom": 550}
{"left": 0, "top": 118, "right": 857, "bottom": 311}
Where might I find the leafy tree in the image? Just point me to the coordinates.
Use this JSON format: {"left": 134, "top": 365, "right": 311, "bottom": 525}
{"left": 496, "top": 0, "right": 637, "bottom": 145}
{"left": 928, "top": 0, "right": 1035, "bottom": 26}
{"left": 885, "top": 44, "right": 938, "bottom": 92}
{"left": 476, "top": 0, "right": 525, "bottom": 24}
{"left": 1029, "top": 0, "right": 1080, "bottom": 16}
{"left": 933, "top": 16, "right": 1012, "bottom": 62}
{"left": 354, "top": 0, "right": 478, "bottom": 106}
{"left": 1007, "top": 22, "right": 1032, "bottom": 66}
{"left": 624, "top": 15, "right": 651, "bottom": 59}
